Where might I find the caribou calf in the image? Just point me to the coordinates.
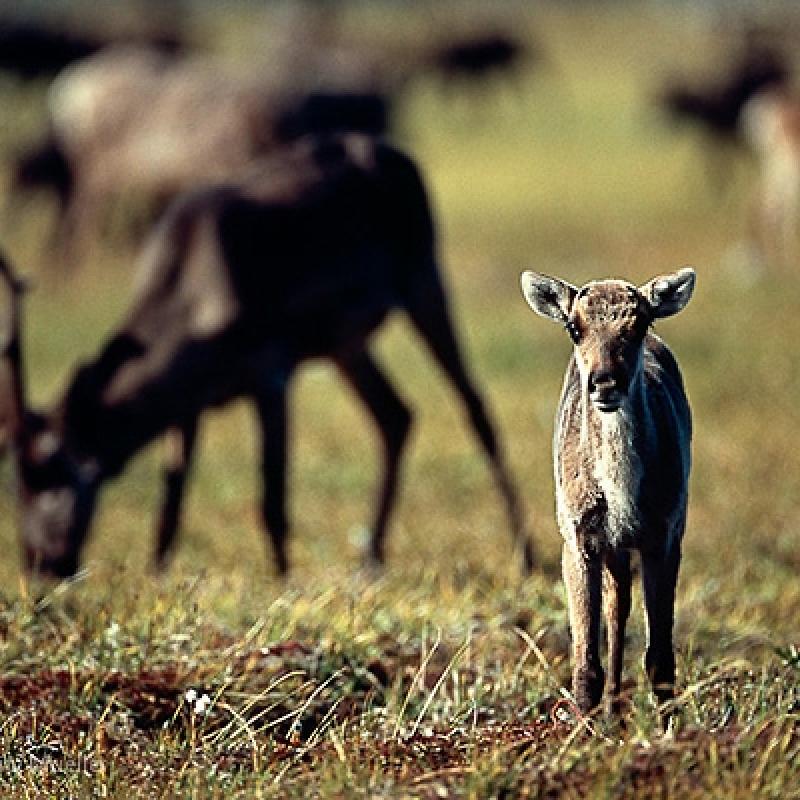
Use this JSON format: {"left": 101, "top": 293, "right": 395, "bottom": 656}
{"left": 0, "top": 134, "right": 533, "bottom": 579}
{"left": 520, "top": 268, "right": 694, "bottom": 714}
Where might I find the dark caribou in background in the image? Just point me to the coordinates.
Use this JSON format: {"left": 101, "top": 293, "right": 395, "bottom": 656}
{"left": 0, "top": 134, "right": 533, "bottom": 579}
{"left": 658, "top": 41, "right": 790, "bottom": 191}
{"left": 0, "top": 13, "right": 184, "bottom": 80}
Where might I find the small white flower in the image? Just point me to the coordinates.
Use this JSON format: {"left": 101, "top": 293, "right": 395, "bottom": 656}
{"left": 184, "top": 688, "right": 198, "bottom": 704}
{"left": 555, "top": 707, "right": 572, "bottom": 723}
{"left": 105, "top": 621, "right": 120, "bottom": 645}
{"left": 194, "top": 694, "right": 211, "bottom": 715}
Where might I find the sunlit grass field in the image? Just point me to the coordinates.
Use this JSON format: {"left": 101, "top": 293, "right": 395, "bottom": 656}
{"left": 0, "top": 2, "right": 797, "bottom": 796}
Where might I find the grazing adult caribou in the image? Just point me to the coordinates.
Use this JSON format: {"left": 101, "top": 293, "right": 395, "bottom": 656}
{"left": 45, "top": 45, "right": 284, "bottom": 260}
{"left": 33, "top": 45, "right": 394, "bottom": 261}
{"left": 0, "top": 134, "right": 533, "bottom": 579}
{"left": 520, "top": 268, "right": 694, "bottom": 714}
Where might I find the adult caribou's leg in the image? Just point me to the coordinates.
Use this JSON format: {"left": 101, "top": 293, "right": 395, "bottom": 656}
{"left": 153, "top": 417, "right": 198, "bottom": 571}
{"left": 254, "top": 381, "right": 291, "bottom": 577}
{"left": 405, "top": 263, "right": 534, "bottom": 572}
{"left": 336, "top": 348, "right": 413, "bottom": 567}
{"left": 57, "top": 176, "right": 100, "bottom": 270}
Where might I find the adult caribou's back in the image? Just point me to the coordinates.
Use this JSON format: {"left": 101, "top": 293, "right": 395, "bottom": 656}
{"left": 1, "top": 134, "right": 533, "bottom": 578}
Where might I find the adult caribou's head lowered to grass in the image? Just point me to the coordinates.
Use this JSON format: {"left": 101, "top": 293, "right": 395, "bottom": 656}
{"left": 521, "top": 267, "right": 695, "bottom": 716}
{"left": 0, "top": 133, "right": 534, "bottom": 580}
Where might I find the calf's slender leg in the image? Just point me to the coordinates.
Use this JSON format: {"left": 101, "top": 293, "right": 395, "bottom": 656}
{"left": 563, "top": 540, "right": 604, "bottom": 712}
{"left": 642, "top": 543, "right": 682, "bottom": 709}
{"left": 603, "top": 548, "right": 632, "bottom": 713}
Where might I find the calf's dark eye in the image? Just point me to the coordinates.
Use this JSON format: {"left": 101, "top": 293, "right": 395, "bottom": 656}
{"left": 565, "top": 320, "right": 581, "bottom": 344}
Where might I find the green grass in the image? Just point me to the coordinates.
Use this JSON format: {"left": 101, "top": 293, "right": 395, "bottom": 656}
{"left": 0, "top": 2, "right": 798, "bottom": 797}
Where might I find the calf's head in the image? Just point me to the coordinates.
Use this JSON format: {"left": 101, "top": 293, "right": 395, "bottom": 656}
{"left": 521, "top": 268, "right": 695, "bottom": 412}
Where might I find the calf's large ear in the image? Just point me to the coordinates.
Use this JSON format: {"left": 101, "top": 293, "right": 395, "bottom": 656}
{"left": 640, "top": 267, "right": 696, "bottom": 319}
{"left": 520, "top": 271, "right": 577, "bottom": 324}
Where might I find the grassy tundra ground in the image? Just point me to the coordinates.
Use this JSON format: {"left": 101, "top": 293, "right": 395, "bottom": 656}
{"left": 0, "top": 2, "right": 798, "bottom": 797}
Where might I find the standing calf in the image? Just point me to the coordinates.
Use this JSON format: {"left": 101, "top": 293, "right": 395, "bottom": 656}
{"left": 520, "top": 268, "right": 694, "bottom": 713}
{"left": 0, "top": 134, "right": 533, "bottom": 579}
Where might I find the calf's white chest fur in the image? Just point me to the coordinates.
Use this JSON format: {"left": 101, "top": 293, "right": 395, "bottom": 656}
{"left": 593, "top": 406, "right": 643, "bottom": 544}
{"left": 556, "top": 397, "right": 645, "bottom": 549}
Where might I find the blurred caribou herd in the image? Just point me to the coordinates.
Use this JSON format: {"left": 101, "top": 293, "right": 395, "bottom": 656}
{"left": 3, "top": 4, "right": 799, "bottom": 268}
{"left": 3, "top": 3, "right": 534, "bottom": 264}
{"left": 1, "top": 5, "right": 798, "bottom": 271}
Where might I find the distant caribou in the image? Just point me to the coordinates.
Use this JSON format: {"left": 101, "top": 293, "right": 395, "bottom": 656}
{"left": 521, "top": 268, "right": 694, "bottom": 714}
{"left": 15, "top": 45, "right": 393, "bottom": 261}
{"left": 0, "top": 15, "right": 183, "bottom": 80}
{"left": 659, "top": 44, "right": 789, "bottom": 192}
{"left": 0, "top": 134, "right": 533, "bottom": 579}
{"left": 739, "top": 87, "right": 800, "bottom": 268}
{"left": 430, "top": 32, "right": 527, "bottom": 84}
{"left": 42, "top": 45, "right": 287, "bottom": 261}
{"left": 660, "top": 44, "right": 789, "bottom": 147}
